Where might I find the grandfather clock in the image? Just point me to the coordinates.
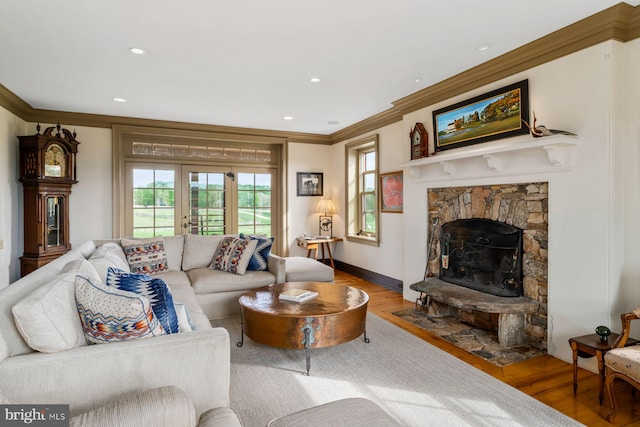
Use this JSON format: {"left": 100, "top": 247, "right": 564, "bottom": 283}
{"left": 18, "top": 123, "right": 80, "bottom": 276}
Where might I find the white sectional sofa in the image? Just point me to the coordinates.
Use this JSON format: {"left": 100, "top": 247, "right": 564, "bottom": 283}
{"left": 96, "top": 233, "right": 287, "bottom": 319}
{"left": 0, "top": 233, "right": 292, "bottom": 423}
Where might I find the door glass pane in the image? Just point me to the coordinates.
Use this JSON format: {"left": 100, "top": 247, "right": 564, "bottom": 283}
{"left": 188, "top": 172, "right": 226, "bottom": 235}
{"left": 237, "top": 173, "right": 271, "bottom": 235}
{"left": 132, "top": 168, "right": 175, "bottom": 238}
{"left": 46, "top": 196, "right": 64, "bottom": 247}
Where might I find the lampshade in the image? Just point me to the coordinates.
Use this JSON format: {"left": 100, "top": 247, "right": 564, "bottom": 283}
{"left": 316, "top": 198, "right": 336, "bottom": 215}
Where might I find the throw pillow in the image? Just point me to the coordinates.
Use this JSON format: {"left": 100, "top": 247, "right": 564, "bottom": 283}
{"left": 88, "top": 242, "right": 130, "bottom": 283}
{"left": 240, "top": 233, "right": 274, "bottom": 271}
{"left": 174, "top": 302, "right": 195, "bottom": 332}
{"left": 12, "top": 260, "right": 100, "bottom": 353}
{"left": 209, "top": 236, "right": 258, "bottom": 275}
{"left": 106, "top": 267, "right": 179, "bottom": 334}
{"left": 120, "top": 238, "right": 169, "bottom": 275}
{"left": 75, "top": 275, "right": 165, "bottom": 345}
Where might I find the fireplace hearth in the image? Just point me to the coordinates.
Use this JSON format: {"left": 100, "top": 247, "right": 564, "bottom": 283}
{"left": 439, "top": 218, "right": 523, "bottom": 297}
{"left": 423, "top": 183, "right": 549, "bottom": 350}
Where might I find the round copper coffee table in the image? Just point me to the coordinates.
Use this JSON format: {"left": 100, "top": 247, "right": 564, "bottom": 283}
{"left": 238, "top": 282, "right": 369, "bottom": 375}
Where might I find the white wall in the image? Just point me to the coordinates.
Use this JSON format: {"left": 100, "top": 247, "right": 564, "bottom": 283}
{"left": 326, "top": 121, "right": 405, "bottom": 281}
{"left": 286, "top": 143, "right": 336, "bottom": 256}
{"left": 1, "top": 121, "right": 112, "bottom": 284}
{"left": 400, "top": 40, "right": 633, "bottom": 369}
{"left": 22, "top": 123, "right": 114, "bottom": 248}
{"left": 613, "top": 38, "right": 640, "bottom": 330}
{"left": 0, "top": 106, "right": 27, "bottom": 288}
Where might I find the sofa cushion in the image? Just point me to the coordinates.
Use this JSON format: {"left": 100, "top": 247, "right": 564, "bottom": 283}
{"left": 188, "top": 268, "right": 276, "bottom": 294}
{"left": 106, "top": 268, "right": 179, "bottom": 334}
{"left": 267, "top": 397, "right": 401, "bottom": 427}
{"left": 88, "top": 242, "right": 130, "bottom": 283}
{"left": 121, "top": 237, "right": 169, "bottom": 275}
{"left": 0, "top": 250, "right": 85, "bottom": 360}
{"left": 210, "top": 236, "right": 258, "bottom": 275}
{"left": 70, "top": 386, "right": 197, "bottom": 427}
{"left": 11, "top": 259, "right": 100, "bottom": 353}
{"left": 75, "top": 275, "right": 165, "bottom": 344}
{"left": 162, "top": 235, "right": 185, "bottom": 271}
{"left": 154, "top": 270, "right": 192, "bottom": 288}
{"left": 285, "top": 257, "right": 334, "bottom": 282}
{"left": 182, "top": 234, "right": 226, "bottom": 270}
{"left": 174, "top": 303, "right": 195, "bottom": 332}
{"left": 240, "top": 234, "right": 274, "bottom": 271}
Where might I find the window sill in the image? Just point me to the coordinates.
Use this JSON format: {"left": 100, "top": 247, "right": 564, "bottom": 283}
{"left": 345, "top": 234, "right": 379, "bottom": 247}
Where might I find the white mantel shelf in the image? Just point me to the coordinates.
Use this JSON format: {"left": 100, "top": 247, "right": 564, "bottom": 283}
{"left": 401, "top": 134, "right": 579, "bottom": 182}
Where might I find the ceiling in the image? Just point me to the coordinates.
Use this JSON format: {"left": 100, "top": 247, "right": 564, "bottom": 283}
{"left": 0, "top": 1, "right": 637, "bottom": 136}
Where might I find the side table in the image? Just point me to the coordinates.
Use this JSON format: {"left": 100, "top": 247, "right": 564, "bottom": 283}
{"left": 569, "top": 333, "right": 638, "bottom": 404}
{"left": 296, "top": 237, "right": 343, "bottom": 269}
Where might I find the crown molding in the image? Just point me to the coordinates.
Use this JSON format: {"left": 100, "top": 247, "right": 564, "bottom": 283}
{"left": 1, "top": 4, "right": 638, "bottom": 146}
{"left": 0, "top": 85, "right": 332, "bottom": 146}
{"left": 0, "top": 84, "right": 32, "bottom": 119}
{"left": 331, "top": 2, "right": 640, "bottom": 143}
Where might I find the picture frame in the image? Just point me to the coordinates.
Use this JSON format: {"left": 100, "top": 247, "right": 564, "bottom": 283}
{"left": 296, "top": 172, "right": 323, "bottom": 196}
{"left": 432, "top": 79, "right": 529, "bottom": 152}
{"left": 379, "top": 171, "right": 403, "bottom": 213}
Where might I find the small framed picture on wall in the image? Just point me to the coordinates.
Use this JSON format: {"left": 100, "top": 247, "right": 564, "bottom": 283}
{"left": 296, "top": 172, "right": 323, "bottom": 196}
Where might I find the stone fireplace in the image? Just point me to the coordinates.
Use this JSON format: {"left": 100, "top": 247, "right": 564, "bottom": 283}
{"left": 425, "top": 183, "right": 548, "bottom": 349}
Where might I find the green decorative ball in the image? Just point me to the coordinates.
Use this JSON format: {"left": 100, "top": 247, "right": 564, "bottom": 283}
{"left": 595, "top": 325, "right": 611, "bottom": 342}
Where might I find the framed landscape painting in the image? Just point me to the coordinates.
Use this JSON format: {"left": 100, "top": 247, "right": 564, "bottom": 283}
{"left": 432, "top": 79, "right": 529, "bottom": 152}
{"left": 380, "top": 171, "right": 403, "bottom": 213}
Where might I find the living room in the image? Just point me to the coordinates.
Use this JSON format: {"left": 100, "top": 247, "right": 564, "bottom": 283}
{"left": 1, "top": 1, "right": 640, "bottom": 425}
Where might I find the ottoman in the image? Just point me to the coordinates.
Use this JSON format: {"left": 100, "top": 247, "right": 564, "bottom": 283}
{"left": 267, "top": 398, "right": 400, "bottom": 427}
{"left": 284, "top": 257, "right": 334, "bottom": 282}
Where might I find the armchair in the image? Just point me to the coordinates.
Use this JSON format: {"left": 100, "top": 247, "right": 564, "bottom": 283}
{"left": 604, "top": 310, "right": 640, "bottom": 423}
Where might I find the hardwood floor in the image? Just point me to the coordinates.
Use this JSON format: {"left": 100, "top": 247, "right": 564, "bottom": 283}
{"left": 335, "top": 270, "right": 640, "bottom": 426}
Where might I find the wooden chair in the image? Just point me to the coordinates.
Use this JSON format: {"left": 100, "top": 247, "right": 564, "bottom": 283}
{"left": 604, "top": 310, "right": 640, "bottom": 423}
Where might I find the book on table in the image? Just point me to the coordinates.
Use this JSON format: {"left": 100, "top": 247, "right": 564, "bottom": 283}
{"left": 279, "top": 289, "right": 319, "bottom": 303}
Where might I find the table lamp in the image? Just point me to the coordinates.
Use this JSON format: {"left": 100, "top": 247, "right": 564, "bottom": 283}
{"left": 316, "top": 197, "right": 336, "bottom": 237}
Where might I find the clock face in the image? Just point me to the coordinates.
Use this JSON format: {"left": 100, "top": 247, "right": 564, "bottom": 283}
{"left": 44, "top": 143, "right": 66, "bottom": 177}
{"left": 413, "top": 131, "right": 421, "bottom": 145}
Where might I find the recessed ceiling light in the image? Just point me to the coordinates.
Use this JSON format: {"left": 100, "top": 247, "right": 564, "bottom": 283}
{"left": 327, "top": 121, "right": 340, "bottom": 125}
{"left": 129, "top": 47, "right": 146, "bottom": 55}
{"left": 476, "top": 44, "right": 489, "bottom": 51}
{"left": 411, "top": 77, "right": 422, "bottom": 84}
{"left": 309, "top": 77, "right": 321, "bottom": 83}
{"left": 283, "top": 116, "right": 294, "bottom": 120}
{"left": 112, "top": 97, "right": 127, "bottom": 103}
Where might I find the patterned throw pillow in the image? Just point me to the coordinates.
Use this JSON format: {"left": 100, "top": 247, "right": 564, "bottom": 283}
{"left": 209, "top": 236, "right": 258, "bottom": 275}
{"left": 240, "top": 234, "right": 274, "bottom": 271}
{"left": 75, "top": 275, "right": 164, "bottom": 345}
{"left": 106, "top": 268, "right": 179, "bottom": 334}
{"left": 120, "top": 238, "right": 169, "bottom": 275}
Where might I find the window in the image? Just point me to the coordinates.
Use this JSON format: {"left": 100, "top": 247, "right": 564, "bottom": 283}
{"left": 237, "top": 172, "right": 272, "bottom": 236}
{"left": 114, "top": 125, "right": 284, "bottom": 254}
{"left": 345, "top": 135, "right": 379, "bottom": 246}
{"left": 130, "top": 166, "right": 177, "bottom": 238}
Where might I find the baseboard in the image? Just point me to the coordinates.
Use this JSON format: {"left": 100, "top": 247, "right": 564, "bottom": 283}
{"left": 333, "top": 260, "right": 403, "bottom": 293}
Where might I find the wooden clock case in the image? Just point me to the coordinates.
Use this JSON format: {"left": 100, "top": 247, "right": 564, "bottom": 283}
{"left": 18, "top": 124, "right": 80, "bottom": 276}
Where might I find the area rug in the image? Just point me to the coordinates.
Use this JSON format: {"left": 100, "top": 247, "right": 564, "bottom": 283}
{"left": 213, "top": 313, "right": 582, "bottom": 427}
{"left": 392, "top": 309, "right": 546, "bottom": 367}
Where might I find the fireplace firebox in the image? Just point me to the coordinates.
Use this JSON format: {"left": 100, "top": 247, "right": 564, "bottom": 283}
{"left": 439, "top": 218, "right": 523, "bottom": 297}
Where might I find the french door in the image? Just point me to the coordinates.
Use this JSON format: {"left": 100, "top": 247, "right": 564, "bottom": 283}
{"left": 126, "top": 163, "right": 275, "bottom": 238}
